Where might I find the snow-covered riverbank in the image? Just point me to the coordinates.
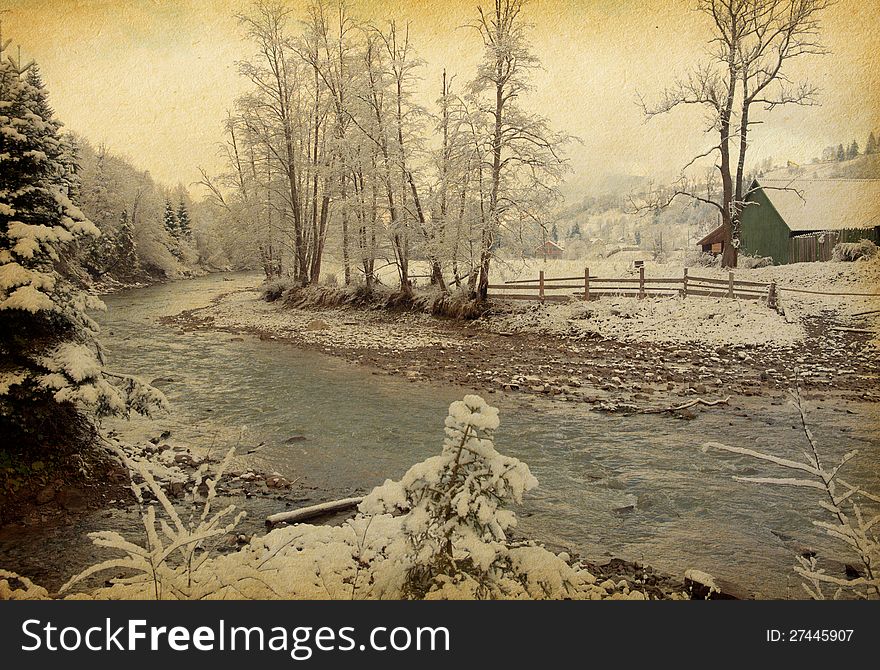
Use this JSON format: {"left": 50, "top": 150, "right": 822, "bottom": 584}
{"left": 167, "top": 264, "right": 879, "bottom": 412}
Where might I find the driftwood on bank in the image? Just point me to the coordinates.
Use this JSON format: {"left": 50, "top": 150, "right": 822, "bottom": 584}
{"left": 266, "top": 496, "right": 364, "bottom": 527}
{"left": 830, "top": 326, "right": 873, "bottom": 334}
{"left": 641, "top": 396, "right": 731, "bottom": 415}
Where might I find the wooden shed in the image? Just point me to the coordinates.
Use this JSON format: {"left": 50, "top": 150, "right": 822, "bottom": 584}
{"left": 535, "top": 240, "right": 565, "bottom": 259}
{"left": 738, "top": 178, "right": 880, "bottom": 264}
{"left": 696, "top": 225, "right": 726, "bottom": 255}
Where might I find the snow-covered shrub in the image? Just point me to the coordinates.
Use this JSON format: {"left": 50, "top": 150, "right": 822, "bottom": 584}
{"left": 832, "top": 239, "right": 878, "bottom": 262}
{"left": 262, "top": 277, "right": 298, "bottom": 302}
{"left": 361, "top": 395, "right": 539, "bottom": 597}
{"left": 0, "top": 570, "right": 49, "bottom": 600}
{"left": 0, "top": 53, "right": 166, "bottom": 457}
{"left": 60, "top": 447, "right": 244, "bottom": 600}
{"left": 683, "top": 250, "right": 720, "bottom": 268}
{"left": 738, "top": 253, "right": 773, "bottom": 269}
{"left": 703, "top": 382, "right": 880, "bottom": 600}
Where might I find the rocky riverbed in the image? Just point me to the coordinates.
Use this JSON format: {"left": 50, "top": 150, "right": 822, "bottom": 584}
{"left": 165, "top": 281, "right": 879, "bottom": 417}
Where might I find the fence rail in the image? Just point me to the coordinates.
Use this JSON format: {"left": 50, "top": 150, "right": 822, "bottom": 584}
{"left": 488, "top": 266, "right": 778, "bottom": 308}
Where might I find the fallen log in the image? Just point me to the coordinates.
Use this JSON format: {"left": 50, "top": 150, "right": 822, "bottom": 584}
{"left": 830, "top": 327, "right": 873, "bottom": 334}
{"left": 266, "top": 496, "right": 364, "bottom": 527}
{"left": 641, "top": 396, "right": 731, "bottom": 415}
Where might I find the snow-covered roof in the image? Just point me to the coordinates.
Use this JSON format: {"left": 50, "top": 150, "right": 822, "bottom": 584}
{"left": 696, "top": 225, "right": 725, "bottom": 246}
{"left": 754, "top": 179, "right": 880, "bottom": 232}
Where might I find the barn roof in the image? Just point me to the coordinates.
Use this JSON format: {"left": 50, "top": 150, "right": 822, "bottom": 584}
{"left": 752, "top": 178, "right": 880, "bottom": 233}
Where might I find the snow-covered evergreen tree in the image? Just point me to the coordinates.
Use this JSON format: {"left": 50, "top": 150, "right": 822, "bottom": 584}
{"left": 114, "top": 209, "right": 139, "bottom": 277}
{"left": 163, "top": 200, "right": 178, "bottom": 237}
{"left": 176, "top": 201, "right": 191, "bottom": 240}
{"left": 0, "top": 51, "right": 164, "bottom": 455}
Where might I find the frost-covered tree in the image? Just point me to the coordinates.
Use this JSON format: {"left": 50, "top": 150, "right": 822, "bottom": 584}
{"left": 162, "top": 200, "right": 178, "bottom": 238}
{"left": 469, "top": 0, "right": 570, "bottom": 299}
{"left": 175, "top": 202, "right": 191, "bottom": 240}
{"left": 0, "top": 49, "right": 165, "bottom": 457}
{"left": 641, "top": 0, "right": 830, "bottom": 268}
{"left": 113, "top": 209, "right": 140, "bottom": 277}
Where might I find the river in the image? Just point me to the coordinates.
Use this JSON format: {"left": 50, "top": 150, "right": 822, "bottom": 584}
{"left": 5, "top": 273, "right": 880, "bottom": 597}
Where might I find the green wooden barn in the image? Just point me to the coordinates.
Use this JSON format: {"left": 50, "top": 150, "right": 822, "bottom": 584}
{"left": 738, "top": 178, "right": 880, "bottom": 264}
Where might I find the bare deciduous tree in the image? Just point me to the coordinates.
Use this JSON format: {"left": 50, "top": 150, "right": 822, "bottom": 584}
{"left": 641, "top": 0, "right": 829, "bottom": 268}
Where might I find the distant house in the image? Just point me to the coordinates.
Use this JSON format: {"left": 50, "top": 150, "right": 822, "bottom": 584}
{"left": 535, "top": 240, "right": 564, "bottom": 259}
{"left": 696, "top": 179, "right": 880, "bottom": 264}
{"left": 696, "top": 225, "right": 726, "bottom": 256}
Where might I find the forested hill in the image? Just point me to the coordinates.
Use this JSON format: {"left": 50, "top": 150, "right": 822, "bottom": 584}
{"left": 761, "top": 153, "right": 880, "bottom": 181}
{"left": 61, "top": 137, "right": 229, "bottom": 290}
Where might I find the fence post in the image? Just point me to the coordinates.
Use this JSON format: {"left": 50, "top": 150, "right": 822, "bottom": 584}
{"left": 584, "top": 267, "right": 590, "bottom": 302}
{"left": 539, "top": 270, "right": 545, "bottom": 302}
{"left": 728, "top": 271, "right": 734, "bottom": 298}
{"left": 638, "top": 266, "right": 645, "bottom": 299}
{"left": 767, "top": 281, "right": 777, "bottom": 310}
{"left": 682, "top": 267, "right": 688, "bottom": 298}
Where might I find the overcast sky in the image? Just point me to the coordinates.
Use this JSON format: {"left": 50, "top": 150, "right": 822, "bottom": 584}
{"left": 4, "top": 0, "right": 878, "bottom": 197}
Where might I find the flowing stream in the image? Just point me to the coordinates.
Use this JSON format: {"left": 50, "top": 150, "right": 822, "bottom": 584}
{"left": 5, "top": 273, "right": 879, "bottom": 597}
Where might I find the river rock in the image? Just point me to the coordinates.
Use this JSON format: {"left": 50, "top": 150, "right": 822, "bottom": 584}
{"left": 35, "top": 485, "right": 56, "bottom": 505}
{"left": 266, "top": 475, "right": 290, "bottom": 489}
{"left": 305, "top": 319, "right": 330, "bottom": 331}
{"left": 57, "top": 488, "right": 89, "bottom": 512}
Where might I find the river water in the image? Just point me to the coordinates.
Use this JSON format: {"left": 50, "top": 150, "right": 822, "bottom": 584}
{"left": 10, "top": 273, "right": 880, "bottom": 597}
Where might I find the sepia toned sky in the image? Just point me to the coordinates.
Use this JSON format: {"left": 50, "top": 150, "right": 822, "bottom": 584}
{"left": 3, "top": 0, "right": 878, "bottom": 196}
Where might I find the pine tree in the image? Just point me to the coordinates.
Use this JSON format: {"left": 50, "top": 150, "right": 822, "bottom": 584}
{"left": 550, "top": 222, "right": 558, "bottom": 243}
{"left": 114, "top": 209, "right": 139, "bottom": 277}
{"left": 866, "top": 132, "right": 878, "bottom": 155}
{"left": 0, "top": 50, "right": 163, "bottom": 457}
{"left": 176, "top": 201, "right": 191, "bottom": 240}
{"left": 570, "top": 221, "right": 581, "bottom": 239}
{"left": 848, "top": 140, "right": 859, "bottom": 160}
{"left": 837, "top": 144, "right": 846, "bottom": 161}
{"left": 163, "top": 200, "right": 178, "bottom": 237}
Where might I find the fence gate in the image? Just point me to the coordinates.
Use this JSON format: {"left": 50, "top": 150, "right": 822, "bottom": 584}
{"left": 789, "top": 232, "right": 839, "bottom": 263}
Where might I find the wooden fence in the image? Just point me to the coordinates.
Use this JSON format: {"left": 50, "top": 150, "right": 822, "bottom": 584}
{"left": 488, "top": 267, "right": 778, "bottom": 308}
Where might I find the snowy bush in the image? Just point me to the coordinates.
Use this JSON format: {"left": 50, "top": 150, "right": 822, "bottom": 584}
{"left": 683, "top": 250, "right": 720, "bottom": 268}
{"left": 832, "top": 239, "right": 878, "bottom": 263}
{"left": 53, "top": 397, "right": 655, "bottom": 600}
{"left": 360, "top": 395, "right": 539, "bottom": 597}
{"left": 738, "top": 253, "right": 773, "bottom": 269}
{"left": 60, "top": 447, "right": 245, "bottom": 600}
{"left": 262, "top": 277, "right": 298, "bottom": 302}
{"left": 0, "top": 570, "right": 49, "bottom": 600}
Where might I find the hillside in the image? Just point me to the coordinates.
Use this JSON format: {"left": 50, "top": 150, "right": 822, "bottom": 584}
{"left": 762, "top": 153, "right": 880, "bottom": 181}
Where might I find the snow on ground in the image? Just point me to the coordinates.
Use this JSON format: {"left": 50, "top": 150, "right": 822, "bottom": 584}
{"left": 486, "top": 255, "right": 879, "bottom": 347}
{"left": 488, "top": 294, "right": 805, "bottom": 347}
{"left": 201, "top": 286, "right": 466, "bottom": 352}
